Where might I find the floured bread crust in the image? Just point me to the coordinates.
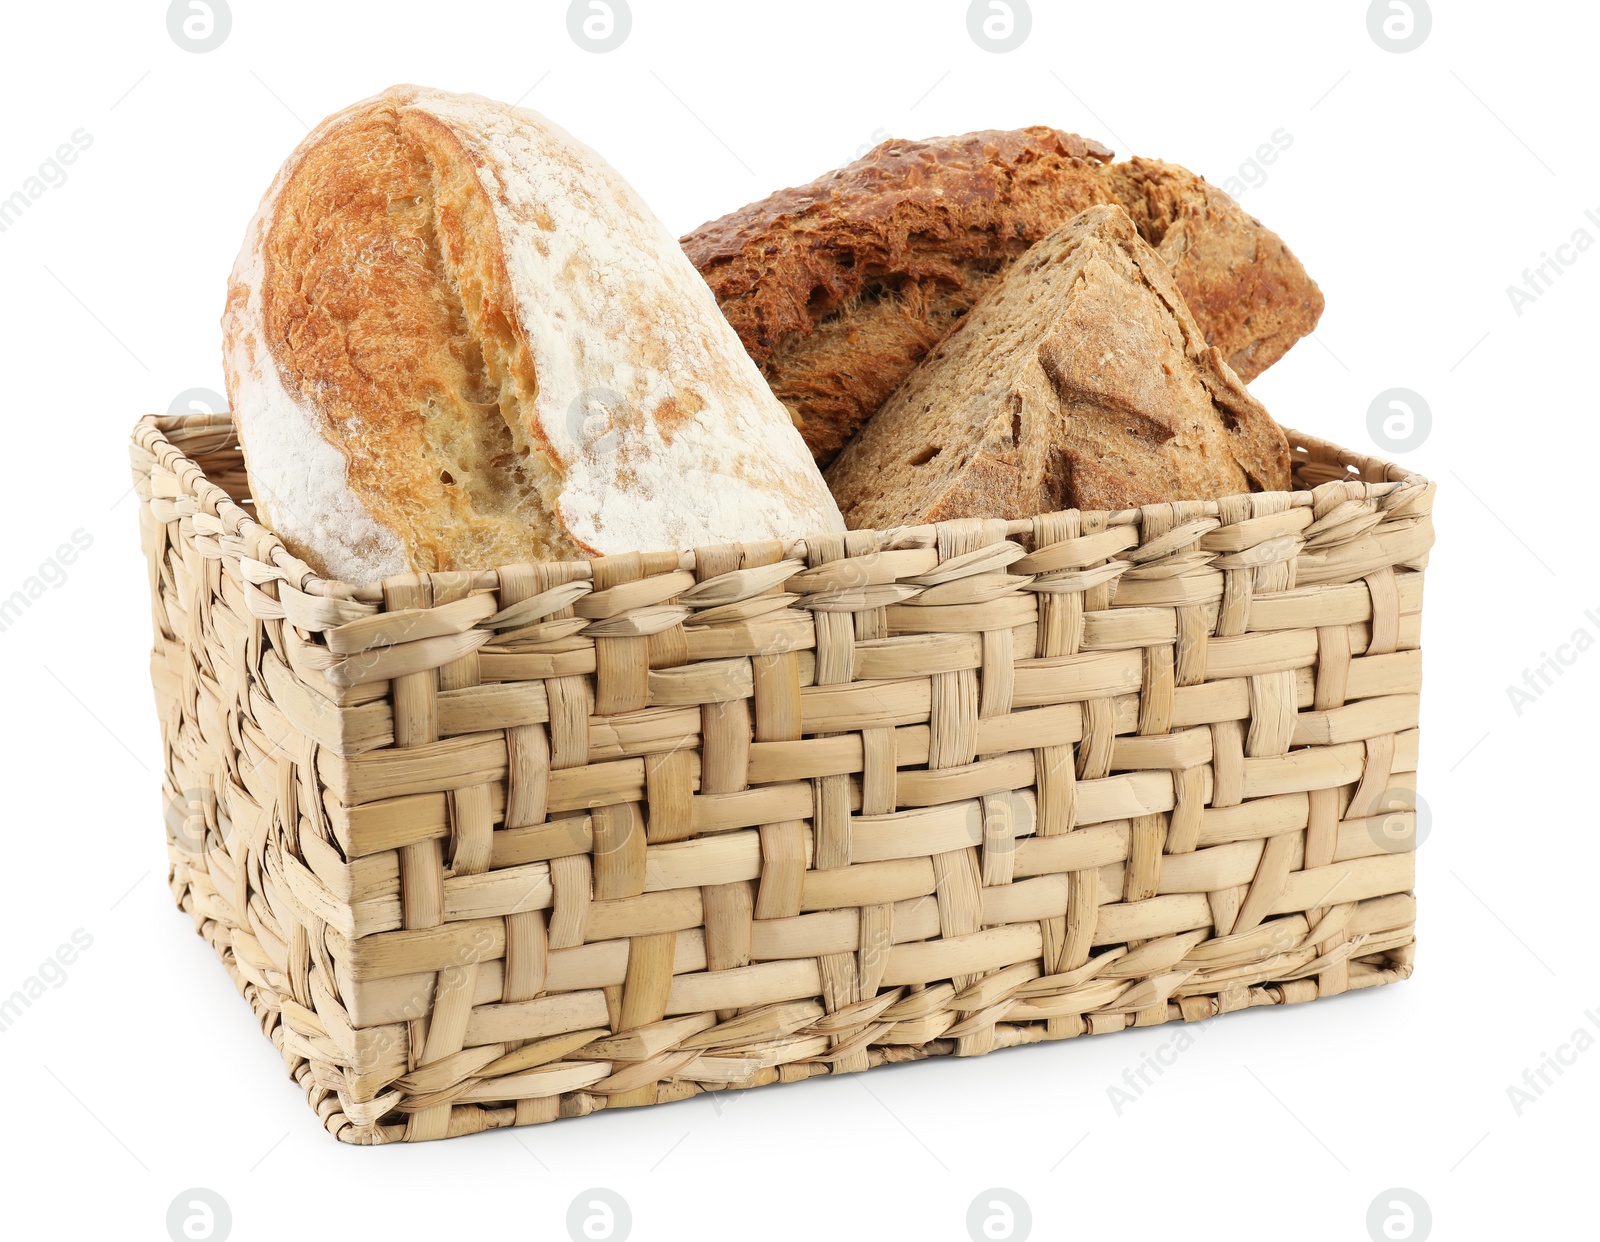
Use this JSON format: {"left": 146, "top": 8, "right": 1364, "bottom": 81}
{"left": 223, "top": 85, "right": 842, "bottom": 584}
{"left": 825, "top": 205, "right": 1292, "bottom": 529}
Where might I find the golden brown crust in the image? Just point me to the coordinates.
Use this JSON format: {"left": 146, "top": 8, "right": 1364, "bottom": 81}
{"left": 259, "top": 97, "right": 568, "bottom": 573}
{"left": 226, "top": 86, "right": 843, "bottom": 584}
{"left": 824, "top": 206, "right": 1291, "bottom": 529}
{"left": 683, "top": 129, "right": 1322, "bottom": 463}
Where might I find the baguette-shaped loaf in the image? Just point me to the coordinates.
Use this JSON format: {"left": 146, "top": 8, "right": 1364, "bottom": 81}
{"left": 223, "top": 85, "right": 843, "bottom": 585}
{"left": 683, "top": 128, "right": 1322, "bottom": 463}
{"left": 825, "top": 205, "right": 1291, "bottom": 529}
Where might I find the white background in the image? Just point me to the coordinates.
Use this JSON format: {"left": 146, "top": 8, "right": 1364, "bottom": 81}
{"left": 0, "top": 1, "right": 1592, "bottom": 1239}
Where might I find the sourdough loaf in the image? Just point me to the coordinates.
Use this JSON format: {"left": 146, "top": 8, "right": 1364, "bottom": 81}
{"left": 222, "top": 85, "right": 842, "bottom": 585}
{"left": 683, "top": 128, "right": 1321, "bottom": 463}
{"left": 824, "top": 205, "right": 1291, "bottom": 529}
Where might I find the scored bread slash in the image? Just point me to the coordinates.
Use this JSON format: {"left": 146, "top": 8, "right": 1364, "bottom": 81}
{"left": 825, "top": 204, "right": 1292, "bottom": 531}
{"left": 222, "top": 84, "right": 842, "bottom": 587}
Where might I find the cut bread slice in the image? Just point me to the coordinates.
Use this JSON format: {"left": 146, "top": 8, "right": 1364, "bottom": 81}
{"left": 683, "top": 128, "right": 1322, "bottom": 465}
{"left": 824, "top": 204, "right": 1291, "bottom": 529}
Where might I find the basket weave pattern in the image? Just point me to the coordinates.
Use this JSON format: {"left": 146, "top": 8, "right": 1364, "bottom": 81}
{"left": 134, "top": 413, "right": 1433, "bottom": 1144}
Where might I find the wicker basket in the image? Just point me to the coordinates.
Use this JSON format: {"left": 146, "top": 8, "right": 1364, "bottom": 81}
{"left": 133, "top": 411, "right": 1433, "bottom": 1145}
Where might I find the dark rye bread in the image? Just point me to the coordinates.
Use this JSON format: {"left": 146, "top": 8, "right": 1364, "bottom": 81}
{"left": 682, "top": 127, "right": 1322, "bottom": 463}
{"left": 824, "top": 205, "right": 1291, "bottom": 530}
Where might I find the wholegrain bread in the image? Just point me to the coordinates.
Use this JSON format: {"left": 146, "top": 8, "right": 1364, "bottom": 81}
{"left": 1108, "top": 156, "right": 1324, "bottom": 382}
{"left": 222, "top": 85, "right": 842, "bottom": 585}
{"left": 825, "top": 205, "right": 1291, "bottom": 529}
{"left": 683, "top": 128, "right": 1321, "bottom": 463}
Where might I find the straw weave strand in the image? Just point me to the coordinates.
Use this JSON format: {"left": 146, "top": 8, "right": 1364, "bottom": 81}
{"left": 134, "top": 413, "right": 1432, "bottom": 1144}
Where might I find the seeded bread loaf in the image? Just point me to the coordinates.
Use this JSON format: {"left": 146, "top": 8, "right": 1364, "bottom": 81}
{"left": 222, "top": 85, "right": 842, "bottom": 585}
{"left": 824, "top": 205, "right": 1291, "bottom": 529}
{"left": 682, "top": 128, "right": 1321, "bottom": 464}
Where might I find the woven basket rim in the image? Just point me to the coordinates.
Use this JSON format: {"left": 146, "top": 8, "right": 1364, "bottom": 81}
{"left": 132, "top": 411, "right": 1430, "bottom": 605}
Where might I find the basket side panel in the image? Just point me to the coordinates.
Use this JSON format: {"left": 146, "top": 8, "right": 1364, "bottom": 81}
{"left": 136, "top": 413, "right": 1431, "bottom": 1143}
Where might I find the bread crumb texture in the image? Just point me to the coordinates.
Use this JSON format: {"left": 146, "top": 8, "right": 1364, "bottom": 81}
{"left": 684, "top": 128, "right": 1322, "bottom": 464}
{"left": 824, "top": 205, "right": 1292, "bottom": 530}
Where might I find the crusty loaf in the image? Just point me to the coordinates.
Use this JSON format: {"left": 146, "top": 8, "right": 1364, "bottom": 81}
{"left": 222, "top": 85, "right": 842, "bottom": 585}
{"left": 1108, "top": 156, "right": 1325, "bottom": 382}
{"left": 682, "top": 128, "right": 1321, "bottom": 463}
{"left": 825, "top": 205, "right": 1291, "bottom": 529}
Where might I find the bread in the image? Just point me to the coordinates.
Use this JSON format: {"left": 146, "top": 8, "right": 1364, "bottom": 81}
{"left": 824, "top": 205, "right": 1291, "bottom": 530}
{"left": 682, "top": 128, "right": 1118, "bottom": 464}
{"left": 222, "top": 85, "right": 842, "bottom": 585}
{"left": 682, "top": 127, "right": 1321, "bottom": 463}
{"left": 1108, "top": 156, "right": 1325, "bottom": 382}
